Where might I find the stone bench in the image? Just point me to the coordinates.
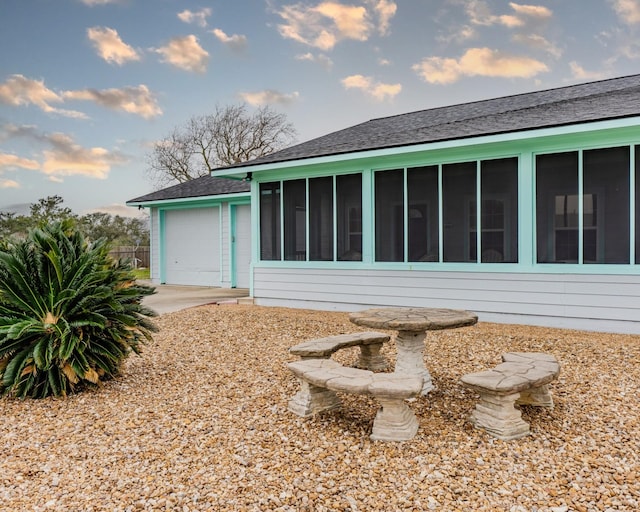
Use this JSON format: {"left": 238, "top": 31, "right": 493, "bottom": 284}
{"left": 287, "top": 359, "right": 422, "bottom": 441}
{"left": 460, "top": 352, "right": 561, "bottom": 440}
{"left": 289, "top": 331, "right": 390, "bottom": 371}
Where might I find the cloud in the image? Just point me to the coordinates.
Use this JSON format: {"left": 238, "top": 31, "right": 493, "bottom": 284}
{"left": 463, "top": 0, "right": 493, "bottom": 25}
{"left": 41, "top": 133, "right": 125, "bottom": 180}
{"left": 275, "top": 0, "right": 396, "bottom": 50}
{"left": 0, "top": 152, "right": 40, "bottom": 171}
{"left": 154, "top": 35, "right": 209, "bottom": 73}
{"left": 437, "top": 24, "right": 477, "bottom": 44}
{"left": 0, "top": 178, "right": 20, "bottom": 189}
{"left": 512, "top": 33, "right": 561, "bottom": 58}
{"left": 211, "top": 28, "right": 248, "bottom": 51}
{"left": 314, "top": 3, "right": 369, "bottom": 39}
{"left": 63, "top": 85, "right": 162, "bottom": 119}
{"left": 0, "top": 74, "right": 87, "bottom": 118}
{"left": 466, "top": 1, "right": 551, "bottom": 27}
{"left": 0, "top": 123, "right": 38, "bottom": 141}
{"left": 0, "top": 76, "right": 161, "bottom": 119}
{"left": 1, "top": 124, "right": 127, "bottom": 181}
{"left": 617, "top": 36, "right": 640, "bottom": 58}
{"left": 412, "top": 47, "right": 549, "bottom": 84}
{"left": 87, "top": 27, "right": 141, "bottom": 65}
{"left": 341, "top": 74, "right": 401, "bottom": 101}
{"left": 609, "top": 0, "right": 640, "bottom": 24}
{"left": 295, "top": 52, "right": 334, "bottom": 69}
{"left": 238, "top": 90, "right": 300, "bottom": 106}
{"left": 177, "top": 8, "right": 212, "bottom": 27}
{"left": 509, "top": 3, "right": 553, "bottom": 20}
{"left": 368, "top": 0, "right": 397, "bottom": 34}
{"left": 569, "top": 62, "right": 609, "bottom": 81}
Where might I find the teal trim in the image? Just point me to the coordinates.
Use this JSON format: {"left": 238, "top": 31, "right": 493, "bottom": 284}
{"left": 519, "top": 151, "right": 535, "bottom": 266}
{"left": 362, "top": 169, "right": 373, "bottom": 263}
{"left": 128, "top": 192, "right": 250, "bottom": 209}
{"left": 438, "top": 164, "right": 443, "bottom": 262}
{"left": 304, "top": 179, "right": 310, "bottom": 262}
{"left": 403, "top": 168, "right": 408, "bottom": 263}
{"left": 158, "top": 209, "right": 166, "bottom": 283}
{"left": 230, "top": 197, "right": 251, "bottom": 205}
{"left": 149, "top": 207, "right": 155, "bottom": 280}
{"left": 250, "top": 124, "right": 640, "bottom": 277}
{"left": 631, "top": 148, "right": 636, "bottom": 264}
{"left": 219, "top": 205, "right": 224, "bottom": 285}
{"left": 212, "top": 118, "right": 640, "bottom": 178}
{"left": 279, "top": 180, "right": 284, "bottom": 261}
{"left": 332, "top": 175, "right": 338, "bottom": 261}
{"left": 475, "top": 161, "right": 481, "bottom": 263}
{"left": 578, "top": 150, "right": 584, "bottom": 265}
{"left": 250, "top": 259, "right": 640, "bottom": 275}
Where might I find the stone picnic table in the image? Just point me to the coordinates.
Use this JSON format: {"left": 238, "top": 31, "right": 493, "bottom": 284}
{"left": 349, "top": 307, "right": 478, "bottom": 395}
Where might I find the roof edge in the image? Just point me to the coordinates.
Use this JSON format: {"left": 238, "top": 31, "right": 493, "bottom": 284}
{"left": 212, "top": 115, "right": 640, "bottom": 177}
{"left": 127, "top": 190, "right": 251, "bottom": 207}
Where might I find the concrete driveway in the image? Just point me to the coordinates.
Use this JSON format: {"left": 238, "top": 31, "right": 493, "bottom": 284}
{"left": 139, "top": 282, "right": 250, "bottom": 315}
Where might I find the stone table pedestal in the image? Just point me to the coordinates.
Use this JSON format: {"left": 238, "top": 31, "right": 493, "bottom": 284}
{"left": 349, "top": 307, "right": 478, "bottom": 395}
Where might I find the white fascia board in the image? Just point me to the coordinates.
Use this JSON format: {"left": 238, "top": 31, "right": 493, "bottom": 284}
{"left": 211, "top": 116, "right": 640, "bottom": 177}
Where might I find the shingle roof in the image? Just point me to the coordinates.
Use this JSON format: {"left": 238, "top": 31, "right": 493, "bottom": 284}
{"left": 127, "top": 175, "right": 250, "bottom": 204}
{"left": 222, "top": 74, "right": 640, "bottom": 170}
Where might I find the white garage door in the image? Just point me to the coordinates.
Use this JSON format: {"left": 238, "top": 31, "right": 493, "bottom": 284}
{"left": 164, "top": 207, "right": 220, "bottom": 286}
{"left": 233, "top": 204, "right": 251, "bottom": 288}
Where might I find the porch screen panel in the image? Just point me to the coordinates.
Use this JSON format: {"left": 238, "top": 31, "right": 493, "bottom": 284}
{"left": 480, "top": 157, "right": 518, "bottom": 263}
{"left": 408, "top": 165, "right": 439, "bottom": 262}
{"left": 536, "top": 152, "right": 579, "bottom": 263}
{"left": 309, "top": 176, "right": 334, "bottom": 261}
{"left": 259, "top": 182, "right": 281, "bottom": 260}
{"left": 443, "top": 162, "right": 476, "bottom": 262}
{"left": 636, "top": 146, "right": 640, "bottom": 264}
{"left": 283, "top": 179, "right": 306, "bottom": 261}
{"left": 583, "top": 147, "right": 629, "bottom": 264}
{"left": 337, "top": 173, "right": 362, "bottom": 261}
{"left": 375, "top": 169, "right": 404, "bottom": 262}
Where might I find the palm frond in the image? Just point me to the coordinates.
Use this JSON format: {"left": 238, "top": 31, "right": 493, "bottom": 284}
{"left": 0, "top": 220, "right": 156, "bottom": 398}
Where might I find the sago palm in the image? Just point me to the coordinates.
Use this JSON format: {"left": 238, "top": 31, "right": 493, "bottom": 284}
{"left": 0, "top": 220, "right": 157, "bottom": 398}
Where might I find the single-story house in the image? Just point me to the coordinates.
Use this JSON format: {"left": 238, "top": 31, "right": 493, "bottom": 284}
{"left": 127, "top": 176, "right": 251, "bottom": 288}
{"left": 130, "top": 74, "right": 640, "bottom": 334}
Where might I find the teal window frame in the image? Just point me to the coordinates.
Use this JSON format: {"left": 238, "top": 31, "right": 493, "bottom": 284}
{"left": 250, "top": 123, "right": 640, "bottom": 274}
{"left": 372, "top": 157, "right": 518, "bottom": 264}
{"left": 258, "top": 173, "right": 364, "bottom": 263}
{"left": 534, "top": 145, "right": 636, "bottom": 265}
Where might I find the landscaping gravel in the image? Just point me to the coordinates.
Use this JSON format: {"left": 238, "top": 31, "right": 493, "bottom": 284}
{"left": 1, "top": 304, "right": 639, "bottom": 511}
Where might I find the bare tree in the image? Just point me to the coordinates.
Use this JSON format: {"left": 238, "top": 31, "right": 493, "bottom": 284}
{"left": 146, "top": 104, "right": 296, "bottom": 188}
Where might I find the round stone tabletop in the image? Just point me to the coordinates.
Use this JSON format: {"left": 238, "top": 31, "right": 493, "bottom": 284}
{"left": 349, "top": 307, "right": 478, "bottom": 332}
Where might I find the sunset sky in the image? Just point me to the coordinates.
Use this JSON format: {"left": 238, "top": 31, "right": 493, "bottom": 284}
{"left": 1, "top": 0, "right": 639, "bottom": 217}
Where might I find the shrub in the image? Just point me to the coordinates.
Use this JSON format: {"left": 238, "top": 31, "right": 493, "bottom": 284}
{"left": 0, "top": 220, "right": 157, "bottom": 398}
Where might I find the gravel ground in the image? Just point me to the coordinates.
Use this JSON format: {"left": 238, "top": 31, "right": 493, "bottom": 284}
{"left": 1, "top": 304, "right": 639, "bottom": 512}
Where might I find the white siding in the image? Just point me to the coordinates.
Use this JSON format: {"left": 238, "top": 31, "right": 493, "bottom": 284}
{"left": 150, "top": 208, "right": 160, "bottom": 283}
{"left": 252, "top": 267, "right": 640, "bottom": 333}
{"left": 221, "top": 204, "right": 231, "bottom": 287}
{"left": 164, "top": 208, "right": 220, "bottom": 286}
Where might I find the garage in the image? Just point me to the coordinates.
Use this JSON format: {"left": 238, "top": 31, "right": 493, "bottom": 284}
{"left": 164, "top": 207, "right": 220, "bottom": 286}
{"left": 128, "top": 175, "right": 252, "bottom": 289}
